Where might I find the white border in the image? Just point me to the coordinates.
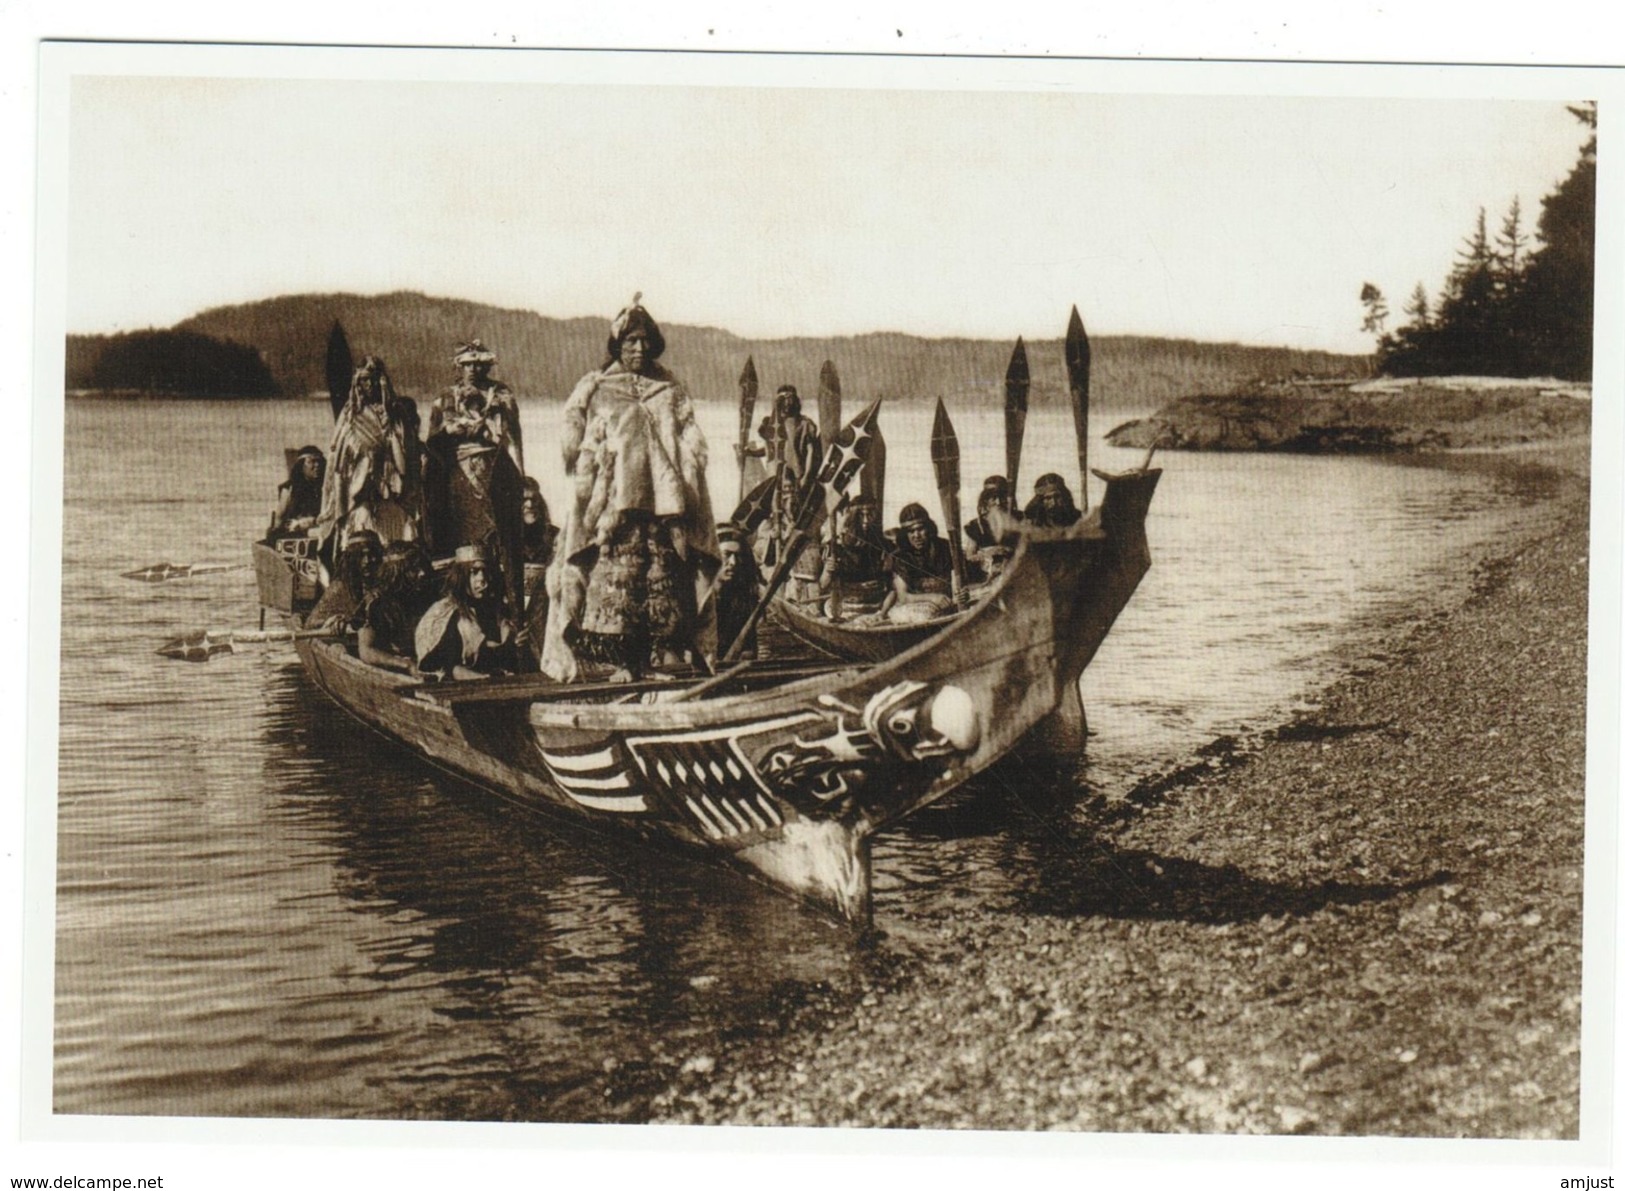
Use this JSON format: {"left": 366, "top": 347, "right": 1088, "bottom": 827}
{"left": 8, "top": 19, "right": 1624, "bottom": 1191}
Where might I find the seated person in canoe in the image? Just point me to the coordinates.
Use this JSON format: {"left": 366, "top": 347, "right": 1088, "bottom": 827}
{"left": 355, "top": 540, "right": 433, "bottom": 675}
{"left": 769, "top": 465, "right": 825, "bottom": 610}
{"left": 964, "top": 474, "right": 1022, "bottom": 586}
{"left": 880, "top": 503, "right": 958, "bottom": 624}
{"left": 317, "top": 356, "right": 423, "bottom": 551}
{"left": 268, "top": 445, "right": 325, "bottom": 542}
{"left": 414, "top": 544, "right": 520, "bottom": 680}
{"left": 520, "top": 477, "right": 558, "bottom": 670}
{"left": 542, "top": 296, "right": 720, "bottom": 684}
{"left": 821, "top": 496, "right": 890, "bottom": 621}
{"left": 713, "top": 522, "right": 762, "bottom": 661}
{"left": 1024, "top": 472, "right": 1083, "bottom": 529}
{"left": 309, "top": 529, "right": 383, "bottom": 631}
{"left": 424, "top": 339, "right": 526, "bottom": 618}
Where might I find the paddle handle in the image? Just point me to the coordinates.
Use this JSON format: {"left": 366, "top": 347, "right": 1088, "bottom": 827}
{"left": 939, "top": 486, "right": 966, "bottom": 597}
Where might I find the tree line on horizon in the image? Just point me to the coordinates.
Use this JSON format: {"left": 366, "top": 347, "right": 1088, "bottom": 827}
{"left": 67, "top": 290, "right": 1367, "bottom": 411}
{"left": 1360, "top": 102, "right": 1595, "bottom": 381}
{"left": 65, "top": 328, "right": 279, "bottom": 397}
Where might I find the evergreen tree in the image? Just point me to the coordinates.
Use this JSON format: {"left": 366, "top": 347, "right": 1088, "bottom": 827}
{"left": 1403, "top": 282, "right": 1432, "bottom": 330}
{"left": 1359, "top": 283, "right": 1389, "bottom": 338}
{"left": 1516, "top": 102, "right": 1596, "bottom": 378}
{"left": 1376, "top": 102, "right": 1594, "bottom": 380}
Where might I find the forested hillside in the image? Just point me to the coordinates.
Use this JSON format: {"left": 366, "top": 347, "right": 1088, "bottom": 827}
{"left": 69, "top": 290, "right": 1366, "bottom": 410}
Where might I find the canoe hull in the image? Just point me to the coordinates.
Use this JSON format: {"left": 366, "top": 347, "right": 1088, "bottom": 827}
{"left": 767, "top": 598, "right": 947, "bottom": 662}
{"left": 282, "top": 468, "right": 1160, "bottom": 923}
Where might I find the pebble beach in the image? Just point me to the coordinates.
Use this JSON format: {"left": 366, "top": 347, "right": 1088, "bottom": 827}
{"left": 646, "top": 443, "right": 1593, "bottom": 1136}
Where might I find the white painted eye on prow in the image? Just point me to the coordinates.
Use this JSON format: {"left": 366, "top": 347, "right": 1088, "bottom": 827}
{"left": 888, "top": 709, "right": 918, "bottom": 738}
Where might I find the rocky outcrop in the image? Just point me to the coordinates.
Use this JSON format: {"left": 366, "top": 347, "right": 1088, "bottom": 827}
{"left": 1106, "top": 380, "right": 1590, "bottom": 453}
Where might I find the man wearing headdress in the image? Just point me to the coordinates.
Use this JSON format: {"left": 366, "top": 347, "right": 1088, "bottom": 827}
{"left": 713, "top": 522, "right": 762, "bottom": 660}
{"left": 542, "top": 296, "right": 720, "bottom": 683}
{"left": 425, "top": 339, "right": 526, "bottom": 617}
{"left": 1024, "top": 472, "right": 1084, "bottom": 529}
{"left": 964, "top": 474, "right": 1022, "bottom": 584}
{"left": 769, "top": 384, "right": 821, "bottom": 485}
{"left": 821, "top": 496, "right": 890, "bottom": 620}
{"left": 309, "top": 529, "right": 383, "bottom": 631}
{"left": 414, "top": 544, "right": 518, "bottom": 680}
{"left": 881, "top": 502, "right": 956, "bottom": 624}
{"left": 269, "top": 445, "right": 325, "bottom": 542}
{"left": 317, "top": 356, "right": 421, "bottom": 551}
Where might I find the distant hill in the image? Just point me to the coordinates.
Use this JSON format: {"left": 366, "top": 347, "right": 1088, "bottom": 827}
{"left": 68, "top": 290, "right": 1368, "bottom": 411}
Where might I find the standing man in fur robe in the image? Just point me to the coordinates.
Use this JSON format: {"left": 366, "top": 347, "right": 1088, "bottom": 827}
{"left": 542, "top": 296, "right": 720, "bottom": 683}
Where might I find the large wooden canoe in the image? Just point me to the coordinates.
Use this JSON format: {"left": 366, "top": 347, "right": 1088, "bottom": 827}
{"left": 267, "top": 467, "right": 1160, "bottom": 923}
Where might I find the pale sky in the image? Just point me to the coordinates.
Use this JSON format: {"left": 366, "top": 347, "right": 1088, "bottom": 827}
{"left": 63, "top": 59, "right": 1591, "bottom": 354}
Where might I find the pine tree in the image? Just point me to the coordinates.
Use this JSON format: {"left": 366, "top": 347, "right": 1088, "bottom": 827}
{"left": 1403, "top": 282, "right": 1432, "bottom": 329}
{"left": 1516, "top": 102, "right": 1596, "bottom": 379}
{"left": 1495, "top": 196, "right": 1528, "bottom": 279}
{"left": 1359, "top": 282, "right": 1389, "bottom": 338}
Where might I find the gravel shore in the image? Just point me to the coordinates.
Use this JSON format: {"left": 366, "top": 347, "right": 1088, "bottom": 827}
{"left": 647, "top": 446, "right": 1591, "bottom": 1136}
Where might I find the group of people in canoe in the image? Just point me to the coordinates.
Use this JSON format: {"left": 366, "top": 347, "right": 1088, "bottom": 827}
{"left": 267, "top": 296, "right": 1086, "bottom": 683}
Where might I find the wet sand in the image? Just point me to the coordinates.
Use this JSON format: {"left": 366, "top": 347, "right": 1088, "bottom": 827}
{"left": 647, "top": 443, "right": 1591, "bottom": 1136}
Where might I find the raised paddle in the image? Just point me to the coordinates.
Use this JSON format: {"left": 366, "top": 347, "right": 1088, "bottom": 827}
{"left": 930, "top": 398, "right": 967, "bottom": 598}
{"left": 122, "top": 562, "right": 248, "bottom": 583}
{"left": 325, "top": 319, "right": 353, "bottom": 421}
{"left": 736, "top": 355, "right": 759, "bottom": 503}
{"left": 817, "top": 360, "right": 843, "bottom": 448}
{"left": 729, "top": 472, "right": 778, "bottom": 537}
{"left": 156, "top": 626, "right": 341, "bottom": 663}
{"left": 1065, "top": 306, "right": 1091, "bottom": 511}
{"left": 863, "top": 418, "right": 886, "bottom": 515}
{"left": 1004, "top": 336, "right": 1030, "bottom": 496}
{"left": 722, "top": 399, "right": 883, "bottom": 663}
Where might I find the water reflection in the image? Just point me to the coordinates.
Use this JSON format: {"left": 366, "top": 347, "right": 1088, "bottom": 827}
{"left": 251, "top": 665, "right": 884, "bottom": 1121}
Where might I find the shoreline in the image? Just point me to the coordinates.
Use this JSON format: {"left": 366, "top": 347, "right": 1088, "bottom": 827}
{"left": 639, "top": 443, "right": 1590, "bottom": 1135}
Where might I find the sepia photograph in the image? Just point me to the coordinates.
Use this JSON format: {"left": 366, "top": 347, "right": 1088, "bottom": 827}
{"left": 17, "top": 28, "right": 1624, "bottom": 1188}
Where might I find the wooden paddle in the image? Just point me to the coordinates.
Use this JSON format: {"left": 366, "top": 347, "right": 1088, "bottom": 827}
{"left": 817, "top": 360, "right": 843, "bottom": 448}
{"left": 723, "top": 399, "right": 882, "bottom": 663}
{"left": 122, "top": 562, "right": 248, "bottom": 583}
{"left": 736, "top": 355, "right": 759, "bottom": 504}
{"left": 930, "top": 398, "right": 967, "bottom": 597}
{"left": 1004, "top": 336, "right": 1030, "bottom": 496}
{"left": 1065, "top": 306, "right": 1091, "bottom": 511}
{"left": 157, "top": 626, "right": 340, "bottom": 662}
{"left": 325, "top": 319, "right": 353, "bottom": 421}
{"left": 863, "top": 418, "right": 886, "bottom": 516}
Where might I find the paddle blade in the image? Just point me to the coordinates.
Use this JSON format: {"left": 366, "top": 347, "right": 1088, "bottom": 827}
{"left": 738, "top": 356, "right": 759, "bottom": 446}
{"left": 803, "top": 397, "right": 885, "bottom": 528}
{"left": 156, "top": 630, "right": 235, "bottom": 662}
{"left": 1065, "top": 306, "right": 1091, "bottom": 508}
{"left": 730, "top": 473, "right": 778, "bottom": 536}
{"left": 817, "top": 360, "right": 843, "bottom": 444}
{"left": 326, "top": 319, "right": 353, "bottom": 421}
{"left": 1004, "top": 336, "right": 1030, "bottom": 495}
{"left": 861, "top": 418, "right": 886, "bottom": 514}
{"left": 122, "top": 562, "right": 242, "bottom": 583}
{"left": 124, "top": 562, "right": 187, "bottom": 583}
{"left": 930, "top": 397, "right": 961, "bottom": 496}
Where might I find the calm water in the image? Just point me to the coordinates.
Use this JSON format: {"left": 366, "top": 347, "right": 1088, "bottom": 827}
{"left": 54, "top": 396, "right": 1549, "bottom": 1119}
